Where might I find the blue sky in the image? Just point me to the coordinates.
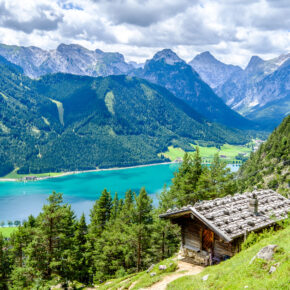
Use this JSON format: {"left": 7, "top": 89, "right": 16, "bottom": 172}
{"left": 0, "top": 0, "right": 289, "bottom": 66}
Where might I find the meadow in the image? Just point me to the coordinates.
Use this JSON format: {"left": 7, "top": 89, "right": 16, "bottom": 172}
{"left": 160, "top": 143, "right": 253, "bottom": 164}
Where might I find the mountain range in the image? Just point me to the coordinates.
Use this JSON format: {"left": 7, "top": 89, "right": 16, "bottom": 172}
{"left": 0, "top": 43, "right": 288, "bottom": 129}
{"left": 190, "top": 52, "right": 290, "bottom": 128}
{"left": 132, "top": 49, "right": 254, "bottom": 130}
{"left": 0, "top": 55, "right": 252, "bottom": 176}
{"left": 0, "top": 43, "right": 133, "bottom": 78}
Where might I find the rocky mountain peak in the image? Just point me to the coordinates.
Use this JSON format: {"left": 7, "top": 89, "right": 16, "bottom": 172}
{"left": 246, "top": 56, "right": 265, "bottom": 71}
{"left": 193, "top": 51, "right": 216, "bottom": 63}
{"left": 56, "top": 43, "right": 89, "bottom": 53}
{"left": 152, "top": 49, "right": 184, "bottom": 65}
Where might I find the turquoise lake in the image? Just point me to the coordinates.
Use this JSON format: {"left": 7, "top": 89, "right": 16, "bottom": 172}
{"left": 0, "top": 163, "right": 240, "bottom": 222}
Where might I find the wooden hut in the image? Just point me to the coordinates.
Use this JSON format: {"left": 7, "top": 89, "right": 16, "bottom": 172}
{"left": 160, "top": 189, "right": 289, "bottom": 266}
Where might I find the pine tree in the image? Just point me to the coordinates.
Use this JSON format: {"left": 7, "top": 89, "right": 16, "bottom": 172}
{"left": 133, "top": 188, "right": 153, "bottom": 272}
{"left": 197, "top": 153, "right": 236, "bottom": 200}
{"left": 110, "top": 192, "right": 119, "bottom": 221}
{"left": 71, "top": 213, "right": 89, "bottom": 283}
{"left": 167, "top": 148, "right": 204, "bottom": 207}
{"left": 0, "top": 233, "right": 10, "bottom": 289}
{"left": 24, "top": 192, "right": 76, "bottom": 280}
{"left": 90, "top": 189, "right": 112, "bottom": 236}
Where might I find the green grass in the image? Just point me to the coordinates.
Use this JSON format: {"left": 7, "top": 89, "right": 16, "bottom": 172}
{"left": 160, "top": 143, "right": 253, "bottom": 164}
{"left": 1, "top": 168, "right": 64, "bottom": 179}
{"left": 168, "top": 226, "right": 290, "bottom": 290}
{"left": 49, "top": 98, "right": 64, "bottom": 126}
{"left": 98, "top": 257, "right": 177, "bottom": 290}
{"left": 0, "top": 227, "right": 17, "bottom": 238}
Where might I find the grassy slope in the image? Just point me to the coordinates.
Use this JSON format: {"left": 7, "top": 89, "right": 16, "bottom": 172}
{"left": 1, "top": 168, "right": 63, "bottom": 179}
{"left": 168, "top": 226, "right": 290, "bottom": 290}
{"left": 160, "top": 143, "right": 253, "bottom": 164}
{"left": 97, "top": 257, "right": 177, "bottom": 290}
{"left": 0, "top": 227, "right": 16, "bottom": 238}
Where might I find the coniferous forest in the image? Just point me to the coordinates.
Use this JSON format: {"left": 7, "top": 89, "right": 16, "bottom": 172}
{"left": 0, "top": 150, "right": 239, "bottom": 289}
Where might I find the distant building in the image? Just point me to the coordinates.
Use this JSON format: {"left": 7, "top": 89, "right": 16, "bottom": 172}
{"left": 160, "top": 190, "right": 289, "bottom": 266}
{"left": 23, "top": 176, "right": 37, "bottom": 181}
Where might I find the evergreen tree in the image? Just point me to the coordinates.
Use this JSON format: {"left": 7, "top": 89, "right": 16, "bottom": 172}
{"left": 197, "top": 153, "right": 237, "bottom": 200}
{"left": 133, "top": 188, "right": 153, "bottom": 272}
{"left": 167, "top": 148, "right": 204, "bottom": 207}
{"left": 24, "top": 192, "right": 76, "bottom": 281}
{"left": 0, "top": 233, "right": 10, "bottom": 289}
{"left": 71, "top": 214, "right": 89, "bottom": 283}
{"left": 110, "top": 192, "right": 120, "bottom": 221}
{"left": 90, "top": 189, "right": 112, "bottom": 236}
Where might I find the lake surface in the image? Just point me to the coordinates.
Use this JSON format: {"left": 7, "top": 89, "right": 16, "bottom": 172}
{"left": 0, "top": 163, "right": 240, "bottom": 222}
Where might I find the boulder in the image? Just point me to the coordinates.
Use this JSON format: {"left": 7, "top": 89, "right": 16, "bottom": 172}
{"left": 146, "top": 264, "right": 155, "bottom": 273}
{"left": 269, "top": 266, "right": 277, "bottom": 274}
{"left": 159, "top": 265, "right": 167, "bottom": 270}
{"left": 250, "top": 245, "right": 278, "bottom": 264}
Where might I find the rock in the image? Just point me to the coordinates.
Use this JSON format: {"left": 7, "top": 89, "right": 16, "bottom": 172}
{"left": 159, "top": 265, "right": 167, "bottom": 270}
{"left": 146, "top": 264, "right": 155, "bottom": 273}
{"left": 202, "top": 274, "right": 209, "bottom": 281}
{"left": 150, "top": 272, "right": 156, "bottom": 277}
{"left": 250, "top": 245, "right": 278, "bottom": 264}
{"left": 269, "top": 266, "right": 277, "bottom": 274}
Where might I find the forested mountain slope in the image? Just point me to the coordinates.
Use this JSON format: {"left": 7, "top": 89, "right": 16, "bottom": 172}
{"left": 237, "top": 115, "right": 289, "bottom": 195}
{"left": 0, "top": 56, "right": 252, "bottom": 175}
{"left": 132, "top": 49, "right": 256, "bottom": 130}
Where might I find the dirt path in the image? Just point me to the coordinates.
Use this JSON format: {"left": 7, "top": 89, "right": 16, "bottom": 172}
{"left": 145, "top": 261, "right": 203, "bottom": 290}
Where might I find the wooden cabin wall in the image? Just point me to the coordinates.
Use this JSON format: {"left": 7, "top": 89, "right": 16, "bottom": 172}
{"left": 213, "top": 236, "right": 234, "bottom": 258}
{"left": 180, "top": 217, "right": 203, "bottom": 250}
{"left": 177, "top": 216, "right": 243, "bottom": 259}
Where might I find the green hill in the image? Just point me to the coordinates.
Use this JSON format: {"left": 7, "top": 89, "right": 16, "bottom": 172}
{"left": 86, "top": 224, "right": 289, "bottom": 290}
{"left": 0, "top": 56, "right": 258, "bottom": 175}
{"left": 237, "top": 115, "right": 290, "bottom": 195}
{"left": 168, "top": 224, "right": 289, "bottom": 290}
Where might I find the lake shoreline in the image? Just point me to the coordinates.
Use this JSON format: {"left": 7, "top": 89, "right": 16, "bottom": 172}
{"left": 0, "top": 161, "right": 179, "bottom": 183}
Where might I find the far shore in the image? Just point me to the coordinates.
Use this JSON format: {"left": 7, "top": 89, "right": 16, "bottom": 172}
{"left": 0, "top": 161, "right": 180, "bottom": 183}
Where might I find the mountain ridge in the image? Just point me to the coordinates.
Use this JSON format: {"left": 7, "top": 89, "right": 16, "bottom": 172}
{"left": 132, "top": 49, "right": 255, "bottom": 130}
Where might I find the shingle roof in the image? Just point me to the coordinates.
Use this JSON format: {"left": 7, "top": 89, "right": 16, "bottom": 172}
{"left": 160, "top": 189, "right": 290, "bottom": 242}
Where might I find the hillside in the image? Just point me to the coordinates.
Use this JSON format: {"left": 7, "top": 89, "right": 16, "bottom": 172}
{"left": 86, "top": 224, "right": 289, "bottom": 290}
{"left": 0, "top": 56, "right": 253, "bottom": 175}
{"left": 132, "top": 49, "right": 256, "bottom": 130}
{"left": 237, "top": 115, "right": 290, "bottom": 195}
{"left": 167, "top": 224, "right": 289, "bottom": 290}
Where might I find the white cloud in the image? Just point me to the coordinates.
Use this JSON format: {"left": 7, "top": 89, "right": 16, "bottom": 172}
{"left": 0, "top": 0, "right": 288, "bottom": 66}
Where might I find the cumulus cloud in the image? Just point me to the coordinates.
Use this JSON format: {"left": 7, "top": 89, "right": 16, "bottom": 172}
{"left": 0, "top": 0, "right": 288, "bottom": 66}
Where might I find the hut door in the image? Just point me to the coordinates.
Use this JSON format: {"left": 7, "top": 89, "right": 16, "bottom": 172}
{"left": 202, "top": 229, "right": 214, "bottom": 251}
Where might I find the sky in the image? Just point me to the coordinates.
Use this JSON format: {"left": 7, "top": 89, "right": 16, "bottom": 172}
{"left": 0, "top": 0, "right": 289, "bottom": 67}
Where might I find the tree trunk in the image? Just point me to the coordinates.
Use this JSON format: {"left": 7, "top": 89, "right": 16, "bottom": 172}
{"left": 137, "top": 235, "right": 141, "bottom": 272}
